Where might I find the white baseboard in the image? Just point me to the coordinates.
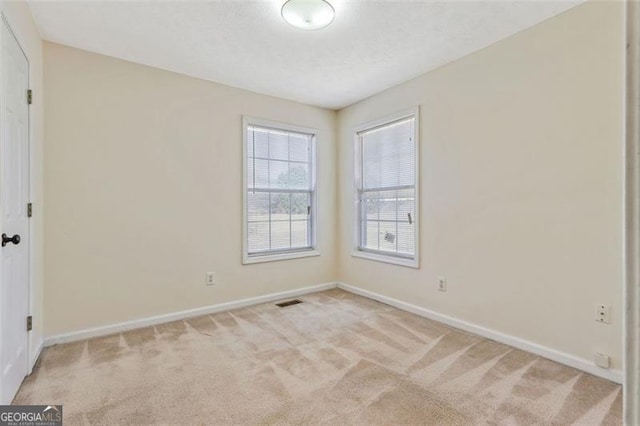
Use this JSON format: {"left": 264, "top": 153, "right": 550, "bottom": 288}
{"left": 44, "top": 282, "right": 338, "bottom": 346}
{"left": 29, "top": 339, "right": 43, "bottom": 374}
{"left": 337, "top": 282, "right": 623, "bottom": 384}
{"left": 42, "top": 280, "right": 622, "bottom": 384}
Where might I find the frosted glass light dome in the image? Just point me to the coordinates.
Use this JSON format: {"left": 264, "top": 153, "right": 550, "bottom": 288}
{"left": 281, "top": 0, "right": 335, "bottom": 30}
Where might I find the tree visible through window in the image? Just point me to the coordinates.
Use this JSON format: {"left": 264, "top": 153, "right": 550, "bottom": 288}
{"left": 245, "top": 122, "right": 316, "bottom": 259}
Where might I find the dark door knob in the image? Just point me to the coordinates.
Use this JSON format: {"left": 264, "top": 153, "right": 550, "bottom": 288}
{"left": 2, "top": 233, "right": 20, "bottom": 247}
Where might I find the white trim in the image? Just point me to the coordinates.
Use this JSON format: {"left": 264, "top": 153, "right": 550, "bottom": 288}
{"left": 28, "top": 339, "right": 42, "bottom": 374}
{"left": 244, "top": 116, "right": 319, "bottom": 137}
{"left": 337, "top": 282, "right": 623, "bottom": 384}
{"left": 242, "top": 116, "right": 319, "bottom": 265}
{"left": 0, "top": 13, "right": 33, "bottom": 405}
{"left": 625, "top": 0, "right": 640, "bottom": 423}
{"left": 351, "top": 250, "right": 417, "bottom": 268}
{"left": 44, "top": 282, "right": 338, "bottom": 346}
{"left": 24, "top": 27, "right": 37, "bottom": 375}
{"left": 42, "top": 279, "right": 622, "bottom": 384}
{"left": 243, "top": 249, "right": 320, "bottom": 264}
{"left": 352, "top": 107, "right": 420, "bottom": 269}
{"left": 353, "top": 107, "right": 420, "bottom": 137}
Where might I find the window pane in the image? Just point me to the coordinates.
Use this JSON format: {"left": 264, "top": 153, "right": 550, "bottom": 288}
{"left": 397, "top": 222, "right": 415, "bottom": 255}
{"left": 247, "top": 192, "right": 269, "bottom": 222}
{"left": 289, "top": 164, "right": 309, "bottom": 190}
{"left": 379, "top": 222, "right": 398, "bottom": 253}
{"left": 379, "top": 137, "right": 399, "bottom": 188}
{"left": 269, "top": 131, "right": 289, "bottom": 161}
{"left": 248, "top": 222, "right": 270, "bottom": 253}
{"left": 290, "top": 135, "right": 310, "bottom": 162}
{"left": 362, "top": 136, "right": 381, "bottom": 189}
{"left": 379, "top": 198, "right": 396, "bottom": 222}
{"left": 363, "top": 220, "right": 379, "bottom": 251}
{"left": 271, "top": 220, "right": 291, "bottom": 250}
{"left": 362, "top": 196, "right": 379, "bottom": 220}
{"left": 270, "top": 192, "right": 290, "bottom": 220}
{"left": 246, "top": 123, "right": 315, "bottom": 259}
{"left": 291, "top": 220, "right": 309, "bottom": 248}
{"left": 397, "top": 198, "right": 414, "bottom": 225}
{"left": 359, "top": 188, "right": 415, "bottom": 255}
{"left": 269, "top": 160, "right": 289, "bottom": 189}
{"left": 357, "top": 116, "right": 416, "bottom": 260}
{"left": 291, "top": 192, "right": 310, "bottom": 220}
{"left": 361, "top": 118, "right": 414, "bottom": 191}
{"left": 251, "top": 128, "right": 269, "bottom": 158}
{"left": 398, "top": 139, "right": 415, "bottom": 186}
{"left": 252, "top": 159, "right": 269, "bottom": 189}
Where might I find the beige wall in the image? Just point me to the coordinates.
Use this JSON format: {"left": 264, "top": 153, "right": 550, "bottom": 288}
{"left": 43, "top": 42, "right": 336, "bottom": 336}
{"left": 1, "top": 0, "right": 44, "bottom": 366}
{"left": 337, "top": 2, "right": 625, "bottom": 370}
{"left": 43, "top": 1, "right": 624, "bottom": 376}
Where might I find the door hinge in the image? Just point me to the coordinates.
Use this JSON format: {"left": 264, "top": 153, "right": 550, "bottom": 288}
{"left": 27, "top": 316, "right": 32, "bottom": 332}
{"left": 27, "top": 203, "right": 32, "bottom": 218}
{"left": 27, "top": 89, "right": 33, "bottom": 105}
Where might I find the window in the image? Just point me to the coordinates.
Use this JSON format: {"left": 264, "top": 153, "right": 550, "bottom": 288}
{"left": 243, "top": 117, "right": 318, "bottom": 264}
{"left": 354, "top": 108, "right": 419, "bottom": 268}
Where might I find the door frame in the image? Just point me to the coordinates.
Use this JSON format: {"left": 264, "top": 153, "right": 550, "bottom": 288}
{"left": 625, "top": 0, "right": 640, "bottom": 424}
{"left": 0, "top": 11, "right": 33, "bottom": 400}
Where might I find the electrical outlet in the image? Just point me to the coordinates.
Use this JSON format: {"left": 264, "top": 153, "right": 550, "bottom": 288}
{"left": 595, "top": 304, "right": 610, "bottom": 324}
{"left": 437, "top": 276, "right": 447, "bottom": 292}
{"left": 206, "top": 272, "right": 216, "bottom": 286}
{"left": 594, "top": 353, "right": 610, "bottom": 369}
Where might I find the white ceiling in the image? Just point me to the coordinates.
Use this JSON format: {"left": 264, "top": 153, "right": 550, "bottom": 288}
{"left": 28, "top": 0, "right": 582, "bottom": 110}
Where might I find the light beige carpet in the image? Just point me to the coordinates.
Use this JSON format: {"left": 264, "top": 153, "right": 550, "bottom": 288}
{"left": 15, "top": 289, "right": 622, "bottom": 425}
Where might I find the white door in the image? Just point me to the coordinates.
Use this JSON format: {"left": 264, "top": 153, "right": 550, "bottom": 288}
{"left": 0, "top": 16, "right": 30, "bottom": 405}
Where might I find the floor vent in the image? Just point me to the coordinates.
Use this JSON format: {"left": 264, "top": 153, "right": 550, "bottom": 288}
{"left": 276, "top": 299, "right": 303, "bottom": 308}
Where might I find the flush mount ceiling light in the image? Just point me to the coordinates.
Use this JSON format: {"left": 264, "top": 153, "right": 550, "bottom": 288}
{"left": 281, "top": 0, "right": 335, "bottom": 30}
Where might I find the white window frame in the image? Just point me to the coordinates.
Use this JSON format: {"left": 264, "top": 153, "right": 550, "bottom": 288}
{"left": 242, "top": 116, "right": 319, "bottom": 265}
{"left": 352, "top": 107, "right": 420, "bottom": 268}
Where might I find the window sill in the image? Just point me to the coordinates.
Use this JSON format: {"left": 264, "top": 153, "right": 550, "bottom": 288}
{"left": 351, "top": 250, "right": 419, "bottom": 269}
{"left": 243, "top": 249, "right": 320, "bottom": 265}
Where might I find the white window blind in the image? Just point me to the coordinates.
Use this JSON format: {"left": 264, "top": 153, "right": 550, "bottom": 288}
{"left": 246, "top": 123, "right": 315, "bottom": 258}
{"left": 357, "top": 115, "right": 417, "bottom": 261}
